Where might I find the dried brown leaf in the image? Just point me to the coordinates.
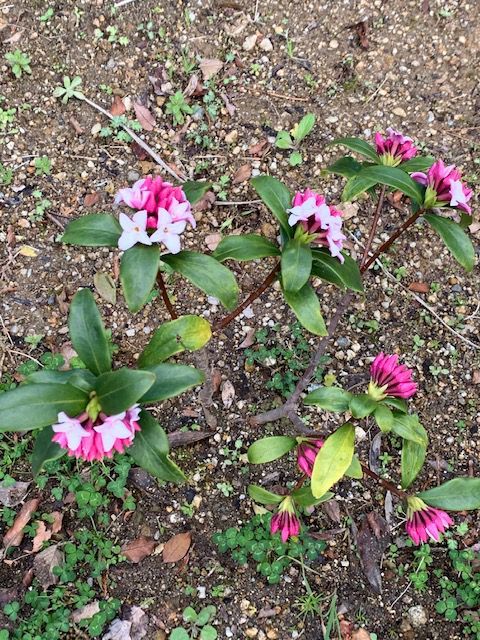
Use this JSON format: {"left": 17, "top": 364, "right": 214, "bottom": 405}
{"left": 162, "top": 532, "right": 191, "bottom": 563}
{"left": 193, "top": 190, "right": 215, "bottom": 212}
{"left": 50, "top": 511, "right": 63, "bottom": 534}
{"left": 248, "top": 138, "right": 270, "bottom": 157}
{"left": 355, "top": 512, "right": 390, "bottom": 594}
{"left": 183, "top": 73, "right": 200, "bottom": 98}
{"left": 232, "top": 163, "right": 251, "bottom": 185}
{"left": 199, "top": 58, "right": 223, "bottom": 81}
{"left": 31, "top": 521, "right": 52, "bottom": 553}
{"left": 221, "top": 380, "right": 235, "bottom": 408}
{"left": 408, "top": 281, "right": 428, "bottom": 294}
{"left": 0, "top": 480, "right": 30, "bottom": 507}
{"left": 205, "top": 233, "right": 222, "bottom": 251}
{"left": 168, "top": 430, "right": 213, "bottom": 449}
{"left": 3, "top": 498, "right": 40, "bottom": 549}
{"left": 71, "top": 601, "right": 100, "bottom": 623}
{"left": 84, "top": 192, "right": 100, "bottom": 207}
{"left": 133, "top": 102, "right": 156, "bottom": 131}
{"left": 110, "top": 95, "right": 126, "bottom": 116}
{"left": 121, "top": 536, "right": 156, "bottom": 563}
{"left": 220, "top": 92, "right": 236, "bottom": 116}
{"left": 472, "top": 370, "right": 480, "bottom": 385}
{"left": 322, "top": 500, "right": 341, "bottom": 523}
{"left": 94, "top": 271, "right": 117, "bottom": 305}
{"left": 3, "top": 29, "right": 24, "bottom": 44}
{"left": 33, "top": 544, "right": 64, "bottom": 589}
{"left": 239, "top": 327, "right": 256, "bottom": 349}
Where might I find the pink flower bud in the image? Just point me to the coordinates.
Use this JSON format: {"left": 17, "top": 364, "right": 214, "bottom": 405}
{"left": 368, "top": 353, "right": 417, "bottom": 400}
{"left": 374, "top": 128, "right": 417, "bottom": 166}
{"left": 406, "top": 496, "right": 453, "bottom": 545}
{"left": 297, "top": 438, "right": 324, "bottom": 477}
{"left": 411, "top": 159, "right": 473, "bottom": 214}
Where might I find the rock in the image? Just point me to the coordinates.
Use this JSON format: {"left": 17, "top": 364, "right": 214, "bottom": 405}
{"left": 225, "top": 130, "right": 238, "bottom": 144}
{"left": 243, "top": 34, "right": 257, "bottom": 51}
{"left": 246, "top": 629, "right": 258, "bottom": 638}
{"left": 408, "top": 605, "right": 427, "bottom": 627}
{"left": 392, "top": 107, "right": 407, "bottom": 118}
{"left": 127, "top": 170, "right": 140, "bottom": 182}
{"left": 329, "top": 39, "right": 339, "bottom": 49}
{"left": 259, "top": 37, "right": 273, "bottom": 52}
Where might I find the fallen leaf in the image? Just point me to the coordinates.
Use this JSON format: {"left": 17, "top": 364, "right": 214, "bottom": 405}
{"left": 409, "top": 281, "right": 429, "bottom": 294}
{"left": 232, "top": 163, "right": 251, "bottom": 184}
{"left": 163, "top": 532, "right": 191, "bottom": 563}
{"left": 193, "top": 191, "right": 215, "bottom": 211}
{"left": 248, "top": 139, "right": 270, "bottom": 157}
{"left": 69, "top": 117, "right": 84, "bottom": 135}
{"left": 354, "top": 20, "right": 369, "bottom": 49}
{"left": 131, "top": 140, "right": 150, "bottom": 161}
{"left": 22, "top": 567, "right": 34, "bottom": 588}
{"left": 33, "top": 544, "right": 64, "bottom": 589}
{"left": 220, "top": 92, "right": 236, "bottom": 116}
{"left": 0, "top": 480, "right": 30, "bottom": 507}
{"left": 168, "top": 431, "right": 213, "bottom": 448}
{"left": 211, "top": 369, "right": 222, "bottom": 394}
{"left": 369, "top": 433, "right": 382, "bottom": 474}
{"left": 18, "top": 245, "right": 38, "bottom": 258}
{"left": 3, "top": 498, "right": 40, "bottom": 548}
{"left": 355, "top": 512, "right": 390, "bottom": 594}
{"left": 472, "top": 370, "right": 480, "bottom": 385}
{"left": 322, "top": 500, "right": 341, "bottom": 523}
{"left": 84, "top": 192, "right": 100, "bottom": 207}
{"left": 352, "top": 630, "right": 371, "bottom": 640}
{"left": 183, "top": 73, "right": 200, "bottom": 98}
{"left": 71, "top": 600, "right": 100, "bottom": 623}
{"left": 221, "top": 380, "right": 235, "bottom": 408}
{"left": 110, "top": 95, "right": 126, "bottom": 116}
{"left": 384, "top": 491, "right": 394, "bottom": 525}
{"left": 340, "top": 619, "right": 354, "bottom": 640}
{"left": 3, "top": 28, "right": 24, "bottom": 44}
{"left": 7, "top": 225, "right": 15, "bottom": 248}
{"left": 102, "top": 606, "right": 148, "bottom": 640}
{"left": 50, "top": 511, "right": 63, "bottom": 534}
{"left": 239, "top": 327, "right": 256, "bottom": 349}
{"left": 133, "top": 102, "right": 156, "bottom": 131}
{"left": 121, "top": 536, "right": 156, "bottom": 563}
{"left": 199, "top": 58, "right": 223, "bottom": 81}
{"left": 31, "top": 521, "right": 52, "bottom": 553}
{"left": 205, "top": 233, "right": 222, "bottom": 251}
{"left": 94, "top": 271, "right": 117, "bottom": 304}
{"left": 149, "top": 65, "right": 171, "bottom": 96}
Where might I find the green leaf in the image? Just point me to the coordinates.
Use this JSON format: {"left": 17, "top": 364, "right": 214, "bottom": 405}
{"left": 26, "top": 369, "right": 96, "bottom": 392}
{"left": 212, "top": 234, "right": 280, "bottom": 262}
{"left": 293, "top": 113, "right": 315, "bottom": 142}
{"left": 120, "top": 244, "right": 159, "bottom": 312}
{"left": 31, "top": 427, "right": 66, "bottom": 476}
{"left": 349, "top": 394, "right": 377, "bottom": 419}
{"left": 282, "top": 282, "right": 327, "bottom": 336}
{"left": 182, "top": 180, "right": 212, "bottom": 205}
{"left": 342, "top": 174, "right": 378, "bottom": 202}
{"left": 400, "top": 156, "right": 435, "bottom": 173}
{"left": 139, "top": 363, "right": 204, "bottom": 404}
{"left": 311, "top": 249, "right": 364, "bottom": 293}
{"left": 281, "top": 239, "right": 312, "bottom": 292}
{"left": 275, "top": 130, "right": 293, "bottom": 149}
{"left": 459, "top": 212, "right": 473, "bottom": 230}
{"left": 357, "top": 165, "right": 424, "bottom": 203}
{"left": 61, "top": 214, "right": 122, "bottom": 247}
{"left": 311, "top": 423, "right": 355, "bottom": 498}
{"left": 423, "top": 213, "right": 475, "bottom": 272}
{"left": 138, "top": 315, "right": 212, "bottom": 367}
{"left": 289, "top": 151, "right": 303, "bottom": 167}
{"left": 329, "top": 137, "right": 379, "bottom": 162}
{"left": 345, "top": 455, "right": 363, "bottom": 479}
{"left": 391, "top": 413, "right": 428, "bottom": 446}
{"left": 129, "top": 411, "right": 186, "bottom": 483}
{"left": 197, "top": 606, "right": 216, "bottom": 627}
{"left": 374, "top": 404, "right": 394, "bottom": 433}
{"left": 200, "top": 626, "right": 217, "bottom": 640}
{"left": 247, "top": 436, "right": 297, "bottom": 464}
{"left": 182, "top": 607, "right": 198, "bottom": 623}
{"left": 247, "top": 485, "right": 284, "bottom": 505}
{"left": 382, "top": 397, "right": 408, "bottom": 413}
{"left": 251, "top": 175, "right": 293, "bottom": 238}
{"left": 162, "top": 251, "right": 239, "bottom": 310}
{"left": 401, "top": 439, "right": 426, "bottom": 489}
{"left": 68, "top": 288, "right": 112, "bottom": 376}
{"left": 94, "top": 369, "right": 155, "bottom": 415}
{"left": 0, "top": 383, "right": 88, "bottom": 432}
{"left": 418, "top": 478, "right": 480, "bottom": 511}
{"left": 170, "top": 629, "right": 190, "bottom": 640}
{"left": 291, "top": 486, "right": 334, "bottom": 507}
{"left": 327, "top": 156, "right": 363, "bottom": 178}
{"left": 304, "top": 387, "right": 352, "bottom": 412}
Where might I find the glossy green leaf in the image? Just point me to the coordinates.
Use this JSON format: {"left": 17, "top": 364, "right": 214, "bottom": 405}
{"left": 139, "top": 363, "right": 205, "bottom": 404}
{"left": 282, "top": 282, "right": 327, "bottom": 336}
{"left": 401, "top": 439, "right": 426, "bottom": 489}
{"left": 162, "top": 251, "right": 239, "bottom": 310}
{"left": 357, "top": 165, "right": 424, "bottom": 203}
{"left": 400, "top": 156, "right": 435, "bottom": 173}
{"left": 383, "top": 397, "right": 408, "bottom": 413}
{"left": 304, "top": 386, "right": 352, "bottom": 412}
{"left": 212, "top": 234, "right": 280, "bottom": 262}
{"left": 327, "top": 156, "right": 363, "bottom": 178}
{"left": 247, "top": 485, "right": 284, "bottom": 505}
{"left": 61, "top": 214, "right": 122, "bottom": 247}
{"left": 0, "top": 383, "right": 88, "bottom": 432}
{"left": 423, "top": 213, "right": 475, "bottom": 272}
{"left": 68, "top": 288, "right": 111, "bottom": 376}
{"left": 374, "top": 404, "right": 394, "bottom": 433}
{"left": 120, "top": 244, "right": 159, "bottom": 312}
{"left": 293, "top": 113, "right": 315, "bottom": 142}
{"left": 129, "top": 411, "right": 186, "bottom": 484}
{"left": 31, "top": 427, "right": 66, "bottom": 476}
{"left": 349, "top": 394, "right": 377, "bottom": 419}
{"left": 342, "top": 174, "right": 378, "bottom": 202}
{"left": 26, "top": 369, "right": 96, "bottom": 392}
{"left": 182, "top": 180, "right": 212, "bottom": 205}
{"left": 138, "top": 315, "right": 212, "bottom": 367}
{"left": 251, "top": 175, "right": 293, "bottom": 238}
{"left": 459, "top": 212, "right": 473, "bottom": 230}
{"left": 391, "top": 412, "right": 428, "bottom": 446}
{"left": 247, "top": 436, "right": 297, "bottom": 464}
{"left": 345, "top": 455, "right": 363, "bottom": 479}
{"left": 311, "top": 423, "right": 355, "bottom": 498}
{"left": 329, "top": 137, "right": 379, "bottom": 162}
{"left": 418, "top": 478, "right": 480, "bottom": 511}
{"left": 94, "top": 369, "right": 155, "bottom": 415}
{"left": 281, "top": 239, "right": 312, "bottom": 292}
{"left": 311, "top": 249, "right": 364, "bottom": 293}
{"left": 291, "top": 486, "right": 334, "bottom": 507}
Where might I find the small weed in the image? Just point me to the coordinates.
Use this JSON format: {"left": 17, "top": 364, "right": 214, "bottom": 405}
{"left": 39, "top": 7, "right": 55, "bottom": 22}
{"left": 29, "top": 190, "right": 52, "bottom": 222}
{"left": 166, "top": 91, "right": 193, "bottom": 125}
{"left": 99, "top": 115, "right": 142, "bottom": 143}
{"left": 170, "top": 605, "right": 218, "bottom": 639}
{"left": 275, "top": 113, "right": 315, "bottom": 166}
{"left": 0, "top": 106, "right": 16, "bottom": 131}
{"left": 53, "top": 76, "right": 84, "bottom": 103}
{"left": 5, "top": 50, "right": 32, "bottom": 78}
{"left": 0, "top": 163, "right": 13, "bottom": 186}
{"left": 34, "top": 156, "right": 52, "bottom": 176}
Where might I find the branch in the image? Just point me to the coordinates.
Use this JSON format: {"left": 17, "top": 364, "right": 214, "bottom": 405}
{"left": 360, "top": 463, "right": 407, "bottom": 499}
{"left": 156, "top": 270, "right": 177, "bottom": 320}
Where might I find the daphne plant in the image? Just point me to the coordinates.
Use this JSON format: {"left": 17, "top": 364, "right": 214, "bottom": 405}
{"left": 0, "top": 288, "right": 211, "bottom": 481}
{"left": 61, "top": 176, "right": 239, "bottom": 314}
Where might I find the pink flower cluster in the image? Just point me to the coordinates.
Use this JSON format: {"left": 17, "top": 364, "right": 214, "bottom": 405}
{"left": 369, "top": 352, "right": 417, "bottom": 400}
{"left": 374, "top": 128, "right": 417, "bottom": 166}
{"left": 270, "top": 497, "right": 301, "bottom": 543}
{"left": 297, "top": 438, "right": 324, "bottom": 477}
{"left": 412, "top": 159, "right": 473, "bottom": 214}
{"left": 52, "top": 405, "right": 141, "bottom": 461}
{"left": 115, "top": 176, "right": 195, "bottom": 254}
{"left": 287, "top": 189, "right": 346, "bottom": 262}
{"left": 406, "top": 497, "right": 453, "bottom": 545}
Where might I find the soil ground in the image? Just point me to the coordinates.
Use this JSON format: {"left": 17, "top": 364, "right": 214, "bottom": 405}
{"left": 0, "top": 0, "right": 479, "bottom": 639}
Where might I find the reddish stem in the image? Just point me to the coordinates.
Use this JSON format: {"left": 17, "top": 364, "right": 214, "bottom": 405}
{"left": 360, "top": 463, "right": 407, "bottom": 499}
{"left": 157, "top": 270, "right": 178, "bottom": 320}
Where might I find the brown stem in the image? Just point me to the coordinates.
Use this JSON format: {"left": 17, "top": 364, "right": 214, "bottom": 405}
{"left": 360, "top": 185, "right": 386, "bottom": 269}
{"left": 360, "top": 463, "right": 407, "bottom": 499}
{"left": 213, "top": 262, "right": 280, "bottom": 333}
{"left": 157, "top": 270, "right": 178, "bottom": 320}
